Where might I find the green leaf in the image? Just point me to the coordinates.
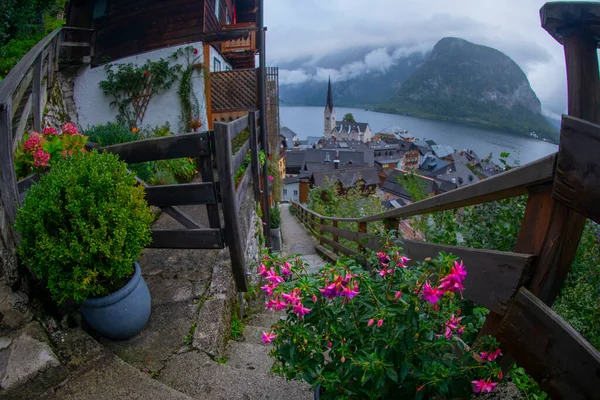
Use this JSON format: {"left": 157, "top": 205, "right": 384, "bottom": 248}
{"left": 400, "top": 361, "right": 410, "bottom": 382}
{"left": 385, "top": 368, "right": 398, "bottom": 383}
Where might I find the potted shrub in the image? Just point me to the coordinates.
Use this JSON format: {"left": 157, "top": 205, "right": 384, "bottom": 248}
{"left": 257, "top": 239, "right": 505, "bottom": 399}
{"left": 269, "top": 204, "right": 282, "bottom": 251}
{"left": 16, "top": 151, "right": 155, "bottom": 339}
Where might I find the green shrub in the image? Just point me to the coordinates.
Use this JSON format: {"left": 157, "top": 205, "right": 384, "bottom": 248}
{"left": 84, "top": 122, "right": 140, "bottom": 146}
{"left": 16, "top": 151, "right": 154, "bottom": 304}
{"left": 270, "top": 205, "right": 281, "bottom": 229}
{"left": 154, "top": 158, "right": 196, "bottom": 183}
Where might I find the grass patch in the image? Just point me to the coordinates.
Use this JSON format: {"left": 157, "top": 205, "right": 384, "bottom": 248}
{"left": 184, "top": 321, "right": 198, "bottom": 346}
{"left": 230, "top": 308, "right": 244, "bottom": 341}
{"left": 215, "top": 357, "right": 228, "bottom": 364}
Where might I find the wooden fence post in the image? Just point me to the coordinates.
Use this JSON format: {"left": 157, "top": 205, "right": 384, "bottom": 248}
{"left": 32, "top": 55, "right": 43, "bottom": 132}
{"left": 249, "top": 111, "right": 260, "bottom": 202}
{"left": 358, "top": 222, "right": 367, "bottom": 252}
{"left": 319, "top": 217, "right": 325, "bottom": 245}
{"left": 332, "top": 220, "right": 339, "bottom": 244}
{"left": 0, "top": 104, "right": 18, "bottom": 227}
{"left": 197, "top": 130, "right": 222, "bottom": 231}
{"left": 213, "top": 122, "right": 249, "bottom": 292}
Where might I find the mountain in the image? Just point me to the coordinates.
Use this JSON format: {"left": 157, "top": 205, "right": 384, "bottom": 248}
{"left": 376, "top": 37, "right": 559, "bottom": 143}
{"left": 279, "top": 52, "right": 425, "bottom": 107}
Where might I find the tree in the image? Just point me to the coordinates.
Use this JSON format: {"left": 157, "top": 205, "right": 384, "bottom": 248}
{"left": 342, "top": 113, "right": 356, "bottom": 123}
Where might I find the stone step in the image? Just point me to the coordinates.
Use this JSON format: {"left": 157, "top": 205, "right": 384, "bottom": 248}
{"left": 299, "top": 253, "right": 329, "bottom": 274}
{"left": 41, "top": 353, "right": 193, "bottom": 400}
{"left": 241, "top": 325, "right": 271, "bottom": 345}
{"left": 159, "top": 350, "right": 312, "bottom": 400}
{"left": 245, "top": 311, "right": 285, "bottom": 329}
{"left": 315, "top": 244, "right": 339, "bottom": 264}
{"left": 226, "top": 341, "right": 273, "bottom": 374}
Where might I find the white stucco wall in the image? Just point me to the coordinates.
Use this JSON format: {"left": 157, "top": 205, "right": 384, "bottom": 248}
{"left": 74, "top": 42, "right": 231, "bottom": 133}
{"left": 282, "top": 181, "right": 299, "bottom": 203}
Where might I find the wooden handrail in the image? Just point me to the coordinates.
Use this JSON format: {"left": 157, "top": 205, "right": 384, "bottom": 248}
{"left": 0, "top": 28, "right": 62, "bottom": 108}
{"left": 360, "top": 153, "right": 556, "bottom": 222}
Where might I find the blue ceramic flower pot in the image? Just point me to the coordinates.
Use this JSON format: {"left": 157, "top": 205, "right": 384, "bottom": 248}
{"left": 80, "top": 262, "right": 151, "bottom": 340}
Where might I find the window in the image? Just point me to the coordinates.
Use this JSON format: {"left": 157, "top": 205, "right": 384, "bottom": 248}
{"left": 215, "top": 0, "right": 220, "bottom": 21}
{"left": 93, "top": 0, "right": 107, "bottom": 19}
{"left": 225, "top": 65, "right": 231, "bottom": 71}
{"left": 283, "top": 189, "right": 288, "bottom": 195}
{"left": 213, "top": 57, "right": 221, "bottom": 72}
{"left": 293, "top": 190, "right": 298, "bottom": 195}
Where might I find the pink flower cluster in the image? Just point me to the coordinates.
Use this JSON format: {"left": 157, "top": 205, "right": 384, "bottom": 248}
{"left": 438, "top": 313, "right": 465, "bottom": 340}
{"left": 61, "top": 122, "right": 81, "bottom": 136}
{"left": 259, "top": 262, "right": 311, "bottom": 317}
{"left": 480, "top": 348, "right": 502, "bottom": 362}
{"left": 377, "top": 251, "right": 409, "bottom": 277}
{"left": 472, "top": 378, "right": 498, "bottom": 393}
{"left": 33, "top": 149, "right": 51, "bottom": 167}
{"left": 319, "top": 274, "right": 359, "bottom": 299}
{"left": 420, "top": 261, "right": 467, "bottom": 304}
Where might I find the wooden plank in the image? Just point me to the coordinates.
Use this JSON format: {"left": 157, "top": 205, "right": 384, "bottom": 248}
{"left": 497, "top": 288, "right": 600, "bottom": 399}
{"left": 248, "top": 110, "right": 260, "bottom": 201}
{"left": 0, "top": 104, "right": 18, "bottom": 227}
{"left": 553, "top": 116, "right": 600, "bottom": 224}
{"left": 47, "top": 38, "right": 55, "bottom": 88}
{"left": 366, "top": 238, "right": 534, "bottom": 315}
{"left": 315, "top": 243, "right": 339, "bottom": 264}
{"left": 564, "top": 30, "right": 600, "bottom": 122}
{"left": 229, "top": 115, "right": 249, "bottom": 141}
{"left": 197, "top": 130, "right": 221, "bottom": 230}
{"left": 162, "top": 206, "right": 202, "bottom": 229}
{"left": 332, "top": 220, "right": 339, "bottom": 242}
{"left": 17, "top": 173, "right": 41, "bottom": 194}
{"left": 10, "top": 68, "right": 33, "bottom": 119}
{"left": 236, "top": 166, "right": 252, "bottom": 211}
{"left": 144, "top": 182, "right": 216, "bottom": 207}
{"left": 60, "top": 41, "right": 91, "bottom": 47}
{"left": 32, "top": 55, "right": 43, "bottom": 132}
{"left": 294, "top": 202, "right": 359, "bottom": 222}
{"left": 150, "top": 229, "right": 223, "bottom": 249}
{"left": 319, "top": 224, "right": 365, "bottom": 244}
{"left": 231, "top": 138, "right": 250, "bottom": 175}
{"left": 13, "top": 93, "right": 32, "bottom": 146}
{"left": 358, "top": 222, "right": 367, "bottom": 252}
{"left": 321, "top": 236, "right": 355, "bottom": 257}
{"left": 540, "top": 2, "right": 600, "bottom": 47}
{"left": 214, "top": 121, "right": 249, "bottom": 291}
{"left": 99, "top": 132, "right": 210, "bottom": 163}
{"left": 360, "top": 153, "right": 557, "bottom": 222}
{"left": 0, "top": 28, "right": 62, "bottom": 108}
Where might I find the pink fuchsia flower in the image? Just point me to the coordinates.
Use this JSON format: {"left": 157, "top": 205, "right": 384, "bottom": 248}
{"left": 282, "top": 289, "right": 302, "bottom": 305}
{"left": 377, "top": 251, "right": 390, "bottom": 264}
{"left": 62, "top": 122, "right": 79, "bottom": 135}
{"left": 327, "top": 342, "right": 332, "bottom": 348}
{"left": 378, "top": 267, "right": 392, "bottom": 278}
{"left": 268, "top": 175, "right": 274, "bottom": 181}
{"left": 265, "top": 296, "right": 286, "bottom": 311}
{"left": 281, "top": 262, "right": 292, "bottom": 276}
{"left": 261, "top": 331, "right": 277, "bottom": 343}
{"left": 480, "top": 348, "right": 502, "bottom": 362}
{"left": 377, "top": 319, "right": 384, "bottom": 327}
{"left": 260, "top": 283, "right": 276, "bottom": 296}
{"left": 292, "top": 302, "right": 311, "bottom": 317}
{"left": 421, "top": 281, "right": 443, "bottom": 304}
{"left": 265, "top": 268, "right": 284, "bottom": 284}
{"left": 33, "top": 149, "right": 50, "bottom": 167}
{"left": 394, "top": 291, "right": 402, "bottom": 300}
{"left": 312, "top": 295, "right": 317, "bottom": 303}
{"left": 446, "top": 314, "right": 463, "bottom": 330}
{"left": 367, "top": 318, "right": 374, "bottom": 327}
{"left": 438, "top": 270, "right": 465, "bottom": 296}
{"left": 42, "top": 127, "right": 58, "bottom": 135}
{"left": 340, "top": 356, "right": 346, "bottom": 363}
{"left": 341, "top": 285, "right": 359, "bottom": 299}
{"left": 257, "top": 263, "right": 268, "bottom": 277}
{"left": 472, "top": 378, "right": 498, "bottom": 393}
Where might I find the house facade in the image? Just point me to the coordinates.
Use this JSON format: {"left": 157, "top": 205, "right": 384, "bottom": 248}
{"left": 65, "top": 0, "right": 262, "bottom": 132}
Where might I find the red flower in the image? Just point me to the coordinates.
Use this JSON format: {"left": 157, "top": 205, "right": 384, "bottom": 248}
{"left": 143, "top": 71, "right": 149, "bottom": 77}
{"left": 193, "top": 48, "right": 199, "bottom": 55}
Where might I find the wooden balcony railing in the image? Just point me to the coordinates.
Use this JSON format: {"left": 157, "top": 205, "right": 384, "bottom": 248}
{"left": 221, "top": 23, "right": 257, "bottom": 53}
{"left": 290, "top": 3, "right": 600, "bottom": 397}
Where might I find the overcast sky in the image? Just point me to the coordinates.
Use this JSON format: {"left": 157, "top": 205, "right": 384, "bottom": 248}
{"left": 264, "top": 0, "right": 590, "bottom": 118}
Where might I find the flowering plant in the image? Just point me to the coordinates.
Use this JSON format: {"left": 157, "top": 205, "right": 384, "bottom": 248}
{"left": 14, "top": 123, "right": 87, "bottom": 179}
{"left": 260, "top": 241, "right": 505, "bottom": 399}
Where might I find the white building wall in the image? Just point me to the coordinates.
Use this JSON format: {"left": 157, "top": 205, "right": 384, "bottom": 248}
{"left": 74, "top": 43, "right": 231, "bottom": 133}
{"left": 282, "top": 181, "right": 300, "bottom": 203}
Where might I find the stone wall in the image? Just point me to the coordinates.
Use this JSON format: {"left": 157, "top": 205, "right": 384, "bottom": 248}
{"left": 43, "top": 71, "right": 81, "bottom": 130}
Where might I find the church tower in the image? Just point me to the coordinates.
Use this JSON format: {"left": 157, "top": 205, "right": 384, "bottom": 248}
{"left": 324, "top": 77, "right": 336, "bottom": 138}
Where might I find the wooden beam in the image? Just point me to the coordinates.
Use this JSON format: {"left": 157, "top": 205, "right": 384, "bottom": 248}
{"left": 360, "top": 153, "right": 557, "bottom": 222}
{"left": 144, "top": 182, "right": 217, "bottom": 207}
{"left": 32, "top": 55, "right": 43, "bottom": 132}
{"left": 235, "top": 166, "right": 252, "bottom": 211}
{"left": 553, "top": 116, "right": 600, "bottom": 224}
{"left": 540, "top": 2, "right": 600, "bottom": 47}
{"left": 358, "top": 222, "right": 367, "bottom": 252}
{"left": 200, "top": 28, "right": 256, "bottom": 44}
{"left": 17, "top": 173, "right": 41, "bottom": 195}
{"left": 228, "top": 115, "right": 250, "bottom": 141}
{"left": 150, "top": 229, "right": 223, "bottom": 249}
{"left": 320, "top": 236, "right": 355, "bottom": 257}
{"left": 214, "top": 121, "right": 249, "bottom": 292}
{"left": 197, "top": 131, "right": 222, "bottom": 230}
{"left": 203, "top": 44, "right": 214, "bottom": 130}
{"left": 231, "top": 138, "right": 250, "bottom": 174}
{"left": 497, "top": 288, "right": 600, "bottom": 399}
{"left": 249, "top": 110, "right": 261, "bottom": 202}
{"left": 0, "top": 103, "right": 19, "bottom": 228}
{"left": 162, "top": 206, "right": 202, "bottom": 230}
{"left": 99, "top": 132, "right": 210, "bottom": 163}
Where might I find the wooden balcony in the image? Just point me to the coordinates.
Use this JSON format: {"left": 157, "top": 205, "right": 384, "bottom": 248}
{"left": 221, "top": 23, "right": 257, "bottom": 54}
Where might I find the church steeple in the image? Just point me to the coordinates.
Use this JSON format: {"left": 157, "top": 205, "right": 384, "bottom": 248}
{"left": 326, "top": 77, "right": 334, "bottom": 112}
{"left": 324, "top": 77, "right": 336, "bottom": 138}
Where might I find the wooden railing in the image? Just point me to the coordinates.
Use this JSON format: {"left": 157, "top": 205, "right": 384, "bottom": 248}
{"left": 0, "top": 26, "right": 94, "bottom": 243}
{"left": 292, "top": 3, "right": 600, "bottom": 397}
{"left": 221, "top": 23, "right": 257, "bottom": 53}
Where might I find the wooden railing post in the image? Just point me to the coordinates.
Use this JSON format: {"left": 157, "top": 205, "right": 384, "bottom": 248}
{"left": 198, "top": 131, "right": 221, "bottom": 231}
{"left": 383, "top": 217, "right": 399, "bottom": 232}
{"left": 249, "top": 111, "right": 260, "bottom": 202}
{"left": 32, "top": 55, "right": 43, "bottom": 132}
{"left": 358, "top": 222, "right": 367, "bottom": 252}
{"left": 332, "top": 220, "right": 339, "bottom": 243}
{"left": 214, "top": 122, "right": 248, "bottom": 292}
{"left": 319, "top": 217, "right": 325, "bottom": 245}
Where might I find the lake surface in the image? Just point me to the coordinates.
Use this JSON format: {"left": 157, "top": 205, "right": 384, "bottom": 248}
{"left": 279, "top": 106, "right": 558, "bottom": 166}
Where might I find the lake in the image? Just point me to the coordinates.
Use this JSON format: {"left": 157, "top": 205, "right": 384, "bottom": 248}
{"left": 279, "top": 106, "right": 558, "bottom": 166}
